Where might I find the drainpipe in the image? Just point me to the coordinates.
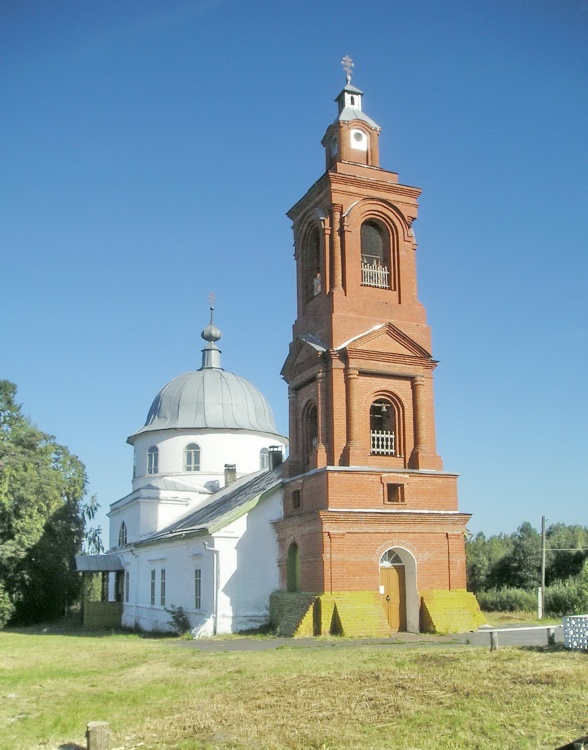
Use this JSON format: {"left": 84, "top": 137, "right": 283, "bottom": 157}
{"left": 129, "top": 548, "right": 138, "bottom": 629}
{"left": 203, "top": 542, "right": 220, "bottom": 635}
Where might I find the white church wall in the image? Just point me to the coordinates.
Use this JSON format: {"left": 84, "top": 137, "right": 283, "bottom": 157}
{"left": 119, "top": 488, "right": 283, "bottom": 635}
{"left": 110, "top": 491, "right": 209, "bottom": 545}
{"left": 108, "top": 501, "right": 142, "bottom": 549}
{"left": 131, "top": 429, "right": 285, "bottom": 492}
{"left": 232, "top": 487, "right": 282, "bottom": 619}
{"left": 121, "top": 538, "right": 213, "bottom": 633}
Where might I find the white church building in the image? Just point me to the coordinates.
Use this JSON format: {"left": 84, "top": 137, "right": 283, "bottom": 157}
{"left": 77, "top": 306, "right": 288, "bottom": 636}
{"left": 77, "top": 68, "right": 483, "bottom": 639}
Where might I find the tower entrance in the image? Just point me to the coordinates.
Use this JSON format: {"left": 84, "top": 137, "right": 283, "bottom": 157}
{"left": 379, "top": 549, "right": 407, "bottom": 631}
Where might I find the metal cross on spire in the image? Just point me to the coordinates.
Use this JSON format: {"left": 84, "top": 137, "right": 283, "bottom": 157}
{"left": 208, "top": 291, "right": 216, "bottom": 324}
{"left": 341, "top": 55, "right": 354, "bottom": 84}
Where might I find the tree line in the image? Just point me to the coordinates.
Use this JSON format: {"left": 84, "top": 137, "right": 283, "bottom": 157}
{"left": 467, "top": 521, "right": 588, "bottom": 614}
{"left": 0, "top": 380, "right": 101, "bottom": 627}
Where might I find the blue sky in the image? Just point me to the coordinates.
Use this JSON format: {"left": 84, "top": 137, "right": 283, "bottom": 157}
{"left": 2, "top": 0, "right": 587, "bottom": 540}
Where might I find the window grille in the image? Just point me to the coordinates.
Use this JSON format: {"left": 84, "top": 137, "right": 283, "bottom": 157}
{"left": 380, "top": 549, "right": 404, "bottom": 567}
{"left": 150, "top": 570, "right": 156, "bottom": 606}
{"left": 124, "top": 571, "right": 130, "bottom": 603}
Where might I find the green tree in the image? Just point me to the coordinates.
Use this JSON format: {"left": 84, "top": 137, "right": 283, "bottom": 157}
{"left": 497, "top": 522, "right": 542, "bottom": 589}
{"left": 545, "top": 523, "right": 588, "bottom": 585}
{"left": 466, "top": 531, "right": 513, "bottom": 592}
{"left": 466, "top": 521, "right": 588, "bottom": 594}
{"left": 0, "top": 381, "right": 100, "bottom": 626}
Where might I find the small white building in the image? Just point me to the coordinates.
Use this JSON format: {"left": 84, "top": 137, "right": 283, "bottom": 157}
{"left": 77, "top": 308, "right": 288, "bottom": 635}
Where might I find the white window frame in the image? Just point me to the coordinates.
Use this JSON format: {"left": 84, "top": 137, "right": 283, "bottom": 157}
{"left": 147, "top": 446, "right": 159, "bottom": 475}
{"left": 118, "top": 521, "right": 127, "bottom": 548}
{"left": 150, "top": 570, "right": 156, "bottom": 606}
{"left": 185, "top": 443, "right": 201, "bottom": 472}
{"left": 160, "top": 568, "right": 166, "bottom": 607}
{"left": 260, "top": 447, "right": 269, "bottom": 470}
{"left": 194, "top": 568, "right": 202, "bottom": 610}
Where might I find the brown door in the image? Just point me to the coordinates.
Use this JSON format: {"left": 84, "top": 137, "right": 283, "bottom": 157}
{"left": 380, "top": 565, "right": 406, "bottom": 631}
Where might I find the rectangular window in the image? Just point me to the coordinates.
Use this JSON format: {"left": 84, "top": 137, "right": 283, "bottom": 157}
{"left": 194, "top": 569, "right": 202, "bottom": 610}
{"left": 150, "top": 570, "right": 156, "bottom": 605}
{"left": 124, "top": 571, "right": 130, "bottom": 603}
{"left": 385, "top": 483, "right": 405, "bottom": 504}
{"left": 292, "top": 489, "right": 301, "bottom": 509}
{"left": 160, "top": 568, "right": 166, "bottom": 607}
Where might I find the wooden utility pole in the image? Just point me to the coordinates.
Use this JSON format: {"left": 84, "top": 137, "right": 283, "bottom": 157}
{"left": 539, "top": 515, "right": 546, "bottom": 620}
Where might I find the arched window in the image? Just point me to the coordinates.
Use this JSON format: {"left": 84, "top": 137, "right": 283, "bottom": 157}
{"left": 118, "top": 521, "right": 128, "bottom": 548}
{"left": 303, "top": 226, "right": 321, "bottom": 302}
{"left": 260, "top": 447, "right": 269, "bottom": 470}
{"left": 370, "top": 399, "right": 396, "bottom": 455}
{"left": 287, "top": 542, "right": 301, "bottom": 592}
{"left": 361, "top": 220, "right": 390, "bottom": 289}
{"left": 147, "top": 446, "right": 159, "bottom": 474}
{"left": 380, "top": 549, "right": 404, "bottom": 567}
{"left": 185, "top": 443, "right": 201, "bottom": 472}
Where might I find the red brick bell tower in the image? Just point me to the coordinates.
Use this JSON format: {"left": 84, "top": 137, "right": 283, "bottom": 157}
{"left": 274, "top": 60, "right": 481, "bottom": 636}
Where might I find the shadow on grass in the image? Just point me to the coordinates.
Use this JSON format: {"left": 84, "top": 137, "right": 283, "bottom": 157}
{"left": 518, "top": 642, "right": 572, "bottom": 653}
{"left": 3, "top": 618, "right": 278, "bottom": 641}
{"left": 58, "top": 744, "right": 85, "bottom": 750}
{"left": 3, "top": 620, "right": 178, "bottom": 640}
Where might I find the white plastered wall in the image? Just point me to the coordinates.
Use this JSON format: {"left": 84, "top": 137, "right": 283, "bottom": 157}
{"left": 131, "top": 429, "right": 287, "bottom": 491}
{"left": 119, "top": 485, "right": 283, "bottom": 635}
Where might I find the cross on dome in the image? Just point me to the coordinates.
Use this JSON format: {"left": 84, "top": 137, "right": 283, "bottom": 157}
{"left": 202, "top": 292, "right": 221, "bottom": 344}
{"left": 200, "top": 293, "right": 222, "bottom": 369}
{"left": 341, "top": 55, "right": 354, "bottom": 84}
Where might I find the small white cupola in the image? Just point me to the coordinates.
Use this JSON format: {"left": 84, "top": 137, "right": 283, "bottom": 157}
{"left": 322, "top": 56, "right": 382, "bottom": 170}
{"left": 336, "top": 84, "right": 364, "bottom": 115}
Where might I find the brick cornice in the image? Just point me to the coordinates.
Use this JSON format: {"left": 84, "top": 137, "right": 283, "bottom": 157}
{"left": 350, "top": 350, "right": 437, "bottom": 371}
{"left": 287, "top": 170, "right": 422, "bottom": 223}
{"left": 316, "top": 510, "right": 471, "bottom": 528}
{"left": 328, "top": 171, "right": 421, "bottom": 201}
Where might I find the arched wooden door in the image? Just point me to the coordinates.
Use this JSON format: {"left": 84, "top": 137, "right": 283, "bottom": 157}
{"left": 379, "top": 551, "right": 407, "bottom": 631}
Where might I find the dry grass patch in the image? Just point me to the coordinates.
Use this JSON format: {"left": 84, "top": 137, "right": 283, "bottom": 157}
{"left": 0, "top": 630, "right": 586, "bottom": 750}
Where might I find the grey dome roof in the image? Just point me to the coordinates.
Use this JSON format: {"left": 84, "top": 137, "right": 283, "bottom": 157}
{"left": 130, "top": 368, "right": 281, "bottom": 439}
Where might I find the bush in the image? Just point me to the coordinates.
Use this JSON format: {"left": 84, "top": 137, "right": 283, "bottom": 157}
{"left": 545, "top": 561, "right": 588, "bottom": 616}
{"left": 0, "top": 585, "right": 15, "bottom": 628}
{"left": 477, "top": 587, "right": 536, "bottom": 613}
{"left": 165, "top": 605, "right": 191, "bottom": 635}
{"left": 476, "top": 562, "right": 588, "bottom": 616}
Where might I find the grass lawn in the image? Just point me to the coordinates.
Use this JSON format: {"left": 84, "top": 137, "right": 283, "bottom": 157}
{"left": 0, "top": 625, "right": 586, "bottom": 750}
